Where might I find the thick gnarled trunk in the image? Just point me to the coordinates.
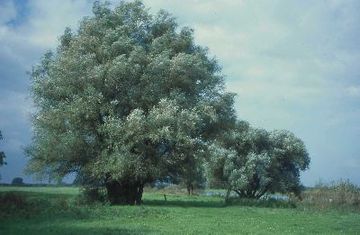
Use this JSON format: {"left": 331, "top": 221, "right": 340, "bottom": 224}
{"left": 186, "top": 183, "right": 194, "bottom": 195}
{"left": 105, "top": 180, "right": 144, "bottom": 205}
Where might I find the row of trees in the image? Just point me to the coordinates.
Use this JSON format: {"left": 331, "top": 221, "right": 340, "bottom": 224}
{"left": 26, "top": 1, "right": 309, "bottom": 204}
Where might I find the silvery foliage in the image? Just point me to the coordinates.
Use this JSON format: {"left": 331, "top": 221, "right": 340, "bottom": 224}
{"left": 207, "top": 122, "right": 309, "bottom": 198}
{"left": 26, "top": 1, "right": 234, "bottom": 185}
{"left": 224, "top": 152, "right": 271, "bottom": 193}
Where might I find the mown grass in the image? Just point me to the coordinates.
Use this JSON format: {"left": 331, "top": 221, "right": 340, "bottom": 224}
{"left": 0, "top": 186, "right": 360, "bottom": 234}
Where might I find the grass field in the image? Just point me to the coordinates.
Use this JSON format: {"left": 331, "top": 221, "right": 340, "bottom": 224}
{"left": 0, "top": 186, "right": 359, "bottom": 234}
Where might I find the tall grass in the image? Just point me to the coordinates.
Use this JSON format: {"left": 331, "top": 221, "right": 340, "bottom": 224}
{"left": 300, "top": 179, "right": 360, "bottom": 211}
{"left": 0, "top": 190, "right": 93, "bottom": 219}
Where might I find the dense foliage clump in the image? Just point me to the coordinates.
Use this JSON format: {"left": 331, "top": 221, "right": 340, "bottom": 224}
{"left": 206, "top": 121, "right": 310, "bottom": 200}
{"left": 27, "top": 1, "right": 235, "bottom": 204}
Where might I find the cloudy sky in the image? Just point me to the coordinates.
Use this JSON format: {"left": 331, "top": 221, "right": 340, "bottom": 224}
{"left": 0, "top": 0, "right": 359, "bottom": 186}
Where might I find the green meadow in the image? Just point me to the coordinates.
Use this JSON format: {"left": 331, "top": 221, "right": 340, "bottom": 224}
{"left": 0, "top": 186, "right": 359, "bottom": 234}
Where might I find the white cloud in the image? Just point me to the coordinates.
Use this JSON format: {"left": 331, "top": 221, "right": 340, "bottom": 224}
{"left": 18, "top": 0, "right": 92, "bottom": 49}
{"left": 0, "top": 0, "right": 94, "bottom": 183}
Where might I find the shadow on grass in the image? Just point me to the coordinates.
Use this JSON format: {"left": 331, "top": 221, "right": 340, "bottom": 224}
{"left": 143, "top": 197, "right": 296, "bottom": 209}
{"left": 0, "top": 190, "right": 76, "bottom": 200}
{"left": 0, "top": 219, "right": 156, "bottom": 235}
{"left": 143, "top": 199, "right": 226, "bottom": 208}
{"left": 56, "top": 227, "right": 154, "bottom": 235}
{"left": 225, "top": 198, "right": 297, "bottom": 209}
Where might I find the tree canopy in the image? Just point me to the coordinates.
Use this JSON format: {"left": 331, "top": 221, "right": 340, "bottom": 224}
{"left": 207, "top": 121, "right": 310, "bottom": 199}
{"left": 26, "top": 1, "right": 235, "bottom": 204}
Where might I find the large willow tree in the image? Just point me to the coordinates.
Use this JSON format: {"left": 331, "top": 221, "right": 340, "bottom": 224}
{"left": 26, "top": 1, "right": 235, "bottom": 204}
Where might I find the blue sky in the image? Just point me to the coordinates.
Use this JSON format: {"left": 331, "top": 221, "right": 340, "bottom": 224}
{"left": 0, "top": 0, "right": 359, "bottom": 185}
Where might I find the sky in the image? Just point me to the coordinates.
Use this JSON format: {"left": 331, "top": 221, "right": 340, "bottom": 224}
{"left": 0, "top": 0, "right": 359, "bottom": 186}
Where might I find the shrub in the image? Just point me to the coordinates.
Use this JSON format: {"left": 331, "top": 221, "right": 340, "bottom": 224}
{"left": 76, "top": 187, "right": 108, "bottom": 205}
{"left": 0, "top": 191, "right": 90, "bottom": 219}
{"left": 0, "top": 192, "right": 42, "bottom": 218}
{"left": 0, "top": 192, "right": 27, "bottom": 208}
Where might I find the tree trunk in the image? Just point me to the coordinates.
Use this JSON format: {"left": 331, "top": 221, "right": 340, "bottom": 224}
{"left": 187, "top": 183, "right": 194, "bottom": 195}
{"left": 225, "top": 188, "right": 231, "bottom": 203}
{"left": 105, "top": 180, "right": 144, "bottom": 205}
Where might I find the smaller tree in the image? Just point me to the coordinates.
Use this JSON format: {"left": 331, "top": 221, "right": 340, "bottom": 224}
{"left": 267, "top": 130, "right": 310, "bottom": 196}
{"left": 12, "top": 177, "right": 24, "bottom": 185}
{"left": 207, "top": 121, "right": 310, "bottom": 200}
